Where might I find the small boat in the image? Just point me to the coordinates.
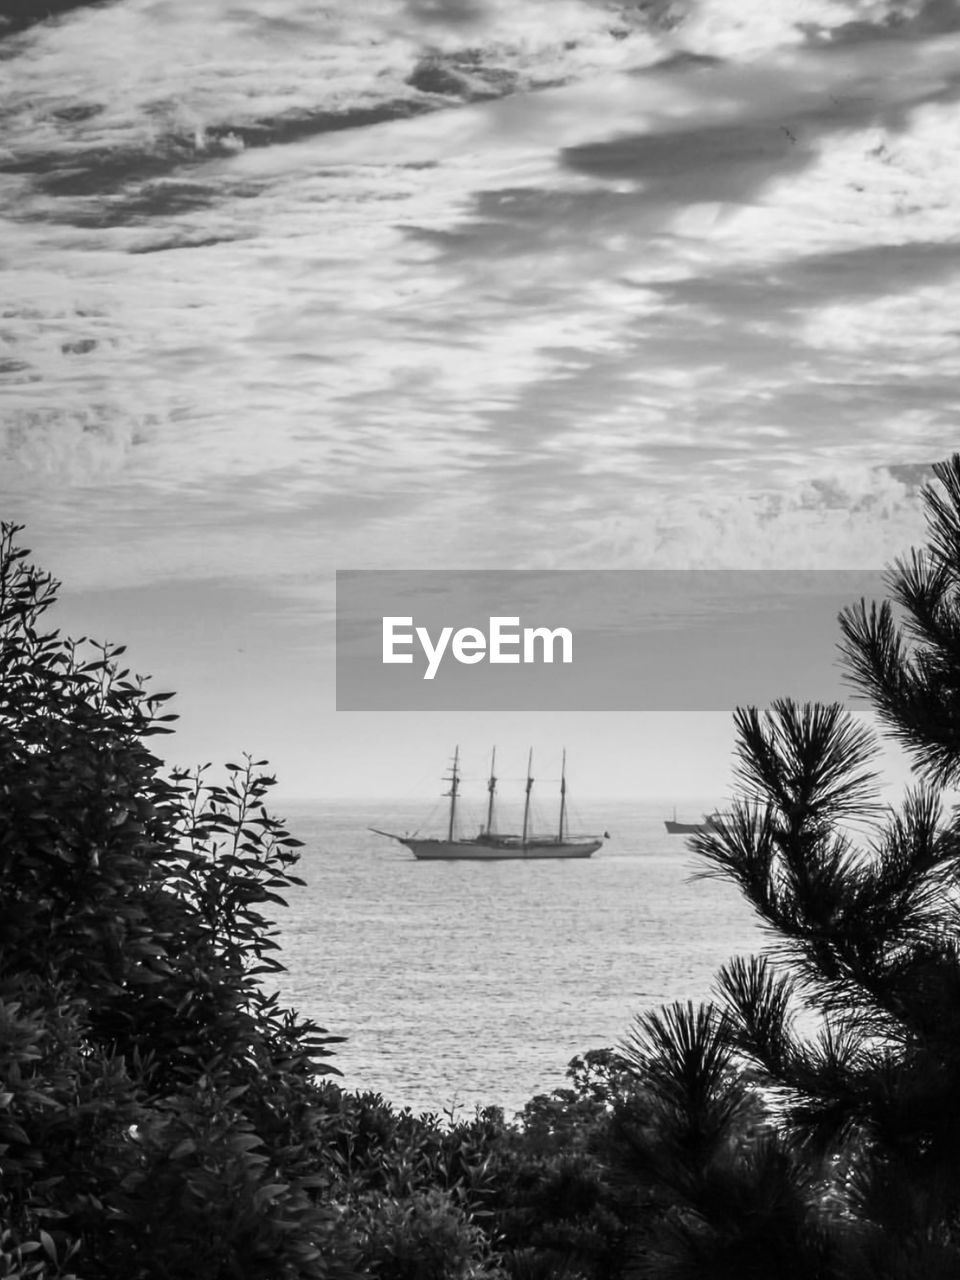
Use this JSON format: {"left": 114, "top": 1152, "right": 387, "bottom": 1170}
{"left": 664, "top": 808, "right": 723, "bottom": 835}
{"left": 371, "top": 747, "right": 605, "bottom": 860}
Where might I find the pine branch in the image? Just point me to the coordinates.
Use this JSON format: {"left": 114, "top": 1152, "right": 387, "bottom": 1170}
{"left": 691, "top": 802, "right": 784, "bottom": 923}
{"left": 839, "top": 461, "right": 960, "bottom": 786}
{"left": 731, "top": 700, "right": 881, "bottom": 829}
{"left": 924, "top": 454, "right": 960, "bottom": 575}
{"left": 620, "top": 1001, "right": 751, "bottom": 1177}
{"left": 716, "top": 955, "right": 799, "bottom": 1080}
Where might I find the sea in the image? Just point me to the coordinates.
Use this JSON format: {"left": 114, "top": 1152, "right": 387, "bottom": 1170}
{"left": 270, "top": 798, "right": 766, "bottom": 1119}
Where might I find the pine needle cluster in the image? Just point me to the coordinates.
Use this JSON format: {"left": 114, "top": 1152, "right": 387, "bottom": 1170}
{"left": 619, "top": 457, "right": 960, "bottom": 1280}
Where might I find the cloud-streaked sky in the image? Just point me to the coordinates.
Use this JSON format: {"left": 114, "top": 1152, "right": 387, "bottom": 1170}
{"left": 1, "top": 0, "right": 958, "bottom": 798}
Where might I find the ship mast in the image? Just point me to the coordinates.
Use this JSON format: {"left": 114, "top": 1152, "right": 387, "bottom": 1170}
{"left": 521, "top": 748, "right": 534, "bottom": 846}
{"left": 484, "top": 747, "right": 497, "bottom": 836}
{"left": 445, "top": 745, "right": 460, "bottom": 842}
{"left": 558, "top": 748, "right": 567, "bottom": 843}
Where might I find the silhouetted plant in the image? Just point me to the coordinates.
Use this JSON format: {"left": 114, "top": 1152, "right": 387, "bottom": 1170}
{"left": 3, "top": 522, "right": 594, "bottom": 1279}
{"left": 617, "top": 456, "right": 960, "bottom": 1279}
{"left": 0, "top": 524, "right": 344, "bottom": 1277}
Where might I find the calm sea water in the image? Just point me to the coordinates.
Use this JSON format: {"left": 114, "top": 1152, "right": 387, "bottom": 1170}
{"left": 271, "top": 798, "right": 765, "bottom": 1117}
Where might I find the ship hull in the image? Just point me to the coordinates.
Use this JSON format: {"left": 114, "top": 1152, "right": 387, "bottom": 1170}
{"left": 664, "top": 813, "right": 722, "bottom": 835}
{"left": 401, "top": 837, "right": 602, "bottom": 861}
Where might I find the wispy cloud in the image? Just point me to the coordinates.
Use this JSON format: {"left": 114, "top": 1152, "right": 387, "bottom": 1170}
{"left": 1, "top": 0, "right": 958, "bottom": 596}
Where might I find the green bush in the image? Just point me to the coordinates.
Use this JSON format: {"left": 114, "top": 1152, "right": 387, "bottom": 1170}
{"left": 0, "top": 525, "right": 342, "bottom": 1277}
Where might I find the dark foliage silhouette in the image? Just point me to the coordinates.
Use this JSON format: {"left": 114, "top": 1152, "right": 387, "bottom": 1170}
{"left": 617, "top": 456, "right": 960, "bottom": 1279}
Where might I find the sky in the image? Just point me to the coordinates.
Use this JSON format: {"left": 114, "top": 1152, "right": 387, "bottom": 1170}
{"left": 1, "top": 0, "right": 959, "bottom": 805}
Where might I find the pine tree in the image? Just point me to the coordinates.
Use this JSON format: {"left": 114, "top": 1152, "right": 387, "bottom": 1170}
{"left": 618, "top": 456, "right": 960, "bottom": 1280}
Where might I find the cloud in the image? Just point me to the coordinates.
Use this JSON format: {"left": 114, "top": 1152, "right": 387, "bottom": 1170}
{"left": 674, "top": 0, "right": 939, "bottom": 57}
{"left": 400, "top": 0, "right": 492, "bottom": 28}
{"left": 2, "top": 2, "right": 960, "bottom": 606}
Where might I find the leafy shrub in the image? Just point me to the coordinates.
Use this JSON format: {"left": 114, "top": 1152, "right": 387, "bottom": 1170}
{"left": 0, "top": 525, "right": 342, "bottom": 1277}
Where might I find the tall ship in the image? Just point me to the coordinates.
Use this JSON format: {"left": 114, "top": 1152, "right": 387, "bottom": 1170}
{"left": 371, "top": 747, "right": 606, "bottom": 860}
